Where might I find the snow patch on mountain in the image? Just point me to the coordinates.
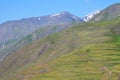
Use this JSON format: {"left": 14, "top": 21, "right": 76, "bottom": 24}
{"left": 82, "top": 10, "right": 100, "bottom": 22}
{"left": 38, "top": 18, "right": 41, "bottom": 20}
{"left": 50, "top": 12, "right": 66, "bottom": 17}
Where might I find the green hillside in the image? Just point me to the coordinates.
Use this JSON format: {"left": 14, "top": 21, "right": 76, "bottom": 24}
{"left": 0, "top": 17, "right": 120, "bottom": 80}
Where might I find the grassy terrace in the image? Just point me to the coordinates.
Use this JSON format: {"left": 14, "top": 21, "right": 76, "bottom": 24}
{"left": 19, "top": 42, "right": 120, "bottom": 80}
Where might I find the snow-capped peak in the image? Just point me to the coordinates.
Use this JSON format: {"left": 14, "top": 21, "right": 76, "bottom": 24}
{"left": 50, "top": 12, "right": 65, "bottom": 17}
{"left": 82, "top": 10, "right": 100, "bottom": 22}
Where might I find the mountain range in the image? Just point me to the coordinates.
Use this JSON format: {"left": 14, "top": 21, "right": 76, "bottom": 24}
{"left": 0, "top": 10, "right": 98, "bottom": 60}
{"left": 0, "top": 3, "right": 120, "bottom": 80}
{"left": 0, "top": 9, "right": 101, "bottom": 49}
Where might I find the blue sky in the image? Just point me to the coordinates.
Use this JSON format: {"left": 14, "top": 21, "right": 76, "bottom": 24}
{"left": 0, "top": 0, "right": 120, "bottom": 23}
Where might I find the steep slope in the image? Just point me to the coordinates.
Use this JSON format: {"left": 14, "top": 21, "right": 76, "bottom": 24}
{"left": 0, "top": 17, "right": 120, "bottom": 80}
{"left": 92, "top": 3, "right": 120, "bottom": 22}
{"left": 0, "top": 23, "right": 77, "bottom": 61}
{"left": 0, "top": 11, "right": 82, "bottom": 48}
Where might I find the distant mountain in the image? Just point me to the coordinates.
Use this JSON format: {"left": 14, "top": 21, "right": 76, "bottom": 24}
{"left": 0, "top": 11, "right": 82, "bottom": 61}
{"left": 0, "top": 11, "right": 82, "bottom": 48}
{"left": 82, "top": 10, "right": 100, "bottom": 22}
{"left": 92, "top": 3, "right": 120, "bottom": 22}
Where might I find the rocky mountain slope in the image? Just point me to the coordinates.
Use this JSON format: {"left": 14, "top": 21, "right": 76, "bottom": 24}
{"left": 0, "top": 23, "right": 77, "bottom": 61}
{"left": 0, "top": 11, "right": 82, "bottom": 60}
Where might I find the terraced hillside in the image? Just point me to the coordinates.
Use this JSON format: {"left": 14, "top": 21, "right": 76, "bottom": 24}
{"left": 27, "top": 43, "right": 120, "bottom": 80}
{"left": 0, "top": 17, "right": 120, "bottom": 80}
